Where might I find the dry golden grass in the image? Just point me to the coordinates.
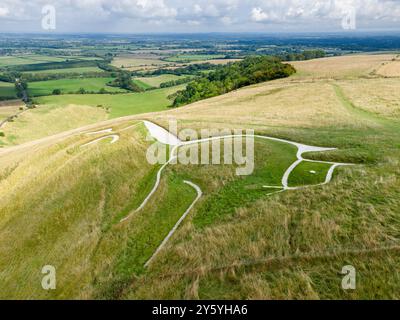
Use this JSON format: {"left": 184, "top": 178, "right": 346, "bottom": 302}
{"left": 0, "top": 100, "right": 24, "bottom": 122}
{"left": 111, "top": 55, "right": 173, "bottom": 71}
{"left": 150, "top": 80, "right": 378, "bottom": 130}
{"left": 0, "top": 124, "right": 156, "bottom": 299}
{"left": 291, "top": 54, "right": 395, "bottom": 79}
{"left": 0, "top": 104, "right": 108, "bottom": 146}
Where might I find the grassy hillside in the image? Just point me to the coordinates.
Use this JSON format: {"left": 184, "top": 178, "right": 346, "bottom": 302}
{"left": 0, "top": 100, "right": 24, "bottom": 122}
{"left": 1, "top": 54, "right": 400, "bottom": 299}
{"left": 35, "top": 85, "right": 185, "bottom": 118}
{"left": 0, "top": 104, "right": 108, "bottom": 147}
{"left": 0, "top": 85, "right": 185, "bottom": 146}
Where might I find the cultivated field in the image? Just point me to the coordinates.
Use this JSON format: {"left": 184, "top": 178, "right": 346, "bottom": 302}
{"left": 28, "top": 78, "right": 127, "bottom": 96}
{"left": 135, "top": 74, "right": 184, "bottom": 87}
{"left": 0, "top": 81, "right": 16, "bottom": 99}
{"left": 0, "top": 55, "right": 68, "bottom": 67}
{"left": 1, "top": 53, "right": 400, "bottom": 299}
{"left": 23, "top": 66, "right": 105, "bottom": 75}
{"left": 111, "top": 55, "right": 173, "bottom": 71}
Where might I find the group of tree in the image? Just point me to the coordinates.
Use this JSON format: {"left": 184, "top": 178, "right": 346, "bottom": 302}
{"left": 50, "top": 87, "right": 119, "bottom": 95}
{"left": 279, "top": 50, "right": 326, "bottom": 61}
{"left": 15, "top": 79, "right": 29, "bottom": 102}
{"left": 97, "top": 62, "right": 121, "bottom": 74}
{"left": 107, "top": 72, "right": 143, "bottom": 92}
{"left": 172, "top": 56, "right": 296, "bottom": 107}
{"left": 142, "top": 63, "right": 216, "bottom": 77}
{"left": 0, "top": 72, "right": 21, "bottom": 83}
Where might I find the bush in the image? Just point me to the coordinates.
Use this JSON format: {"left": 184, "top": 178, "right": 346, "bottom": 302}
{"left": 52, "top": 89, "right": 61, "bottom": 95}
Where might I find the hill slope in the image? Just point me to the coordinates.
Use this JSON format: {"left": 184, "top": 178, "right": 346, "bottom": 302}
{"left": 1, "top": 54, "right": 400, "bottom": 299}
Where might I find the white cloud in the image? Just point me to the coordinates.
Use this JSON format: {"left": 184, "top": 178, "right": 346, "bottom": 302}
{"left": 220, "top": 16, "right": 233, "bottom": 25}
{"left": 1, "top": 0, "right": 400, "bottom": 32}
{"left": 193, "top": 4, "right": 202, "bottom": 14}
{"left": 249, "top": 0, "right": 400, "bottom": 25}
{"left": 251, "top": 7, "right": 268, "bottom": 22}
{"left": 100, "top": 0, "right": 177, "bottom": 19}
{"left": 0, "top": 7, "right": 9, "bottom": 17}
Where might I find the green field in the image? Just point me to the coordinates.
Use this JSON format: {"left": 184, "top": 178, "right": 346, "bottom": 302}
{"left": 0, "top": 55, "right": 104, "bottom": 68}
{"left": 0, "top": 81, "right": 16, "bottom": 99}
{"left": 23, "top": 66, "right": 104, "bottom": 75}
{"left": 28, "top": 78, "right": 127, "bottom": 96}
{"left": 35, "top": 85, "right": 185, "bottom": 118}
{"left": 0, "top": 55, "right": 68, "bottom": 67}
{"left": 132, "top": 79, "right": 153, "bottom": 90}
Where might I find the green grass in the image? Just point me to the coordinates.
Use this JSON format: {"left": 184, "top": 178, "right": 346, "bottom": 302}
{"left": 35, "top": 85, "right": 185, "bottom": 118}
{"left": 0, "top": 81, "right": 16, "bottom": 99}
{"left": 0, "top": 55, "right": 67, "bottom": 67}
{"left": 288, "top": 161, "right": 332, "bottom": 187}
{"left": 95, "top": 175, "right": 197, "bottom": 298}
{"left": 171, "top": 139, "right": 297, "bottom": 229}
{"left": 28, "top": 78, "right": 127, "bottom": 96}
{"left": 132, "top": 79, "right": 152, "bottom": 90}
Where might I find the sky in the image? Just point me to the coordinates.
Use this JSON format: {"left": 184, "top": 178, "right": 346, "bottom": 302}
{"left": 1, "top": 0, "right": 400, "bottom": 33}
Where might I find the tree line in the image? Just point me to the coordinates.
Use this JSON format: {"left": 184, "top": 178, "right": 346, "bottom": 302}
{"left": 159, "top": 76, "right": 194, "bottom": 88}
{"left": 279, "top": 50, "right": 326, "bottom": 61}
{"left": 171, "top": 56, "right": 296, "bottom": 107}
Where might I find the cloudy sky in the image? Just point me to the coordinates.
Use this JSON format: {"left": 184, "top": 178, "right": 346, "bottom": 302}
{"left": 1, "top": 0, "right": 400, "bottom": 33}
